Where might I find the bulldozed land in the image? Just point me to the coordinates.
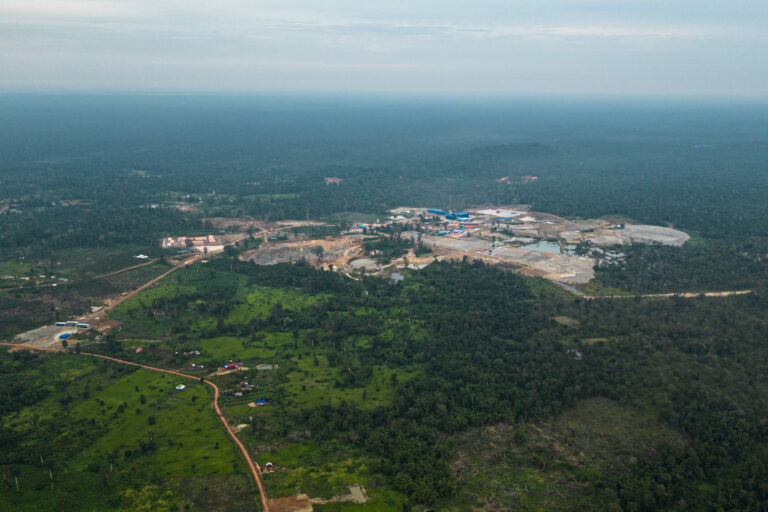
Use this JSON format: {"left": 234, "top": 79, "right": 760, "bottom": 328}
{"left": 407, "top": 232, "right": 595, "bottom": 284}
{"left": 203, "top": 217, "right": 327, "bottom": 232}
{"left": 14, "top": 325, "right": 78, "bottom": 348}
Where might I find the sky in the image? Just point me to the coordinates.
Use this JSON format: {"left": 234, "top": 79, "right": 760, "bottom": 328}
{"left": 1, "top": 0, "right": 767, "bottom": 96}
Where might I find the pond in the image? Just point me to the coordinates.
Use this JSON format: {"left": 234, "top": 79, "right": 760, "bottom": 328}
{"left": 521, "top": 240, "right": 561, "bottom": 254}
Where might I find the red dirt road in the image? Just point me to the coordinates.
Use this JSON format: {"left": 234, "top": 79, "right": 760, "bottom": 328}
{"left": 0, "top": 342, "right": 269, "bottom": 512}
{"left": 100, "top": 254, "right": 202, "bottom": 314}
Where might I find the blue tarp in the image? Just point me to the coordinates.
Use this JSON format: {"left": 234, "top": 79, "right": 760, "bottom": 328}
{"left": 59, "top": 333, "right": 71, "bottom": 339}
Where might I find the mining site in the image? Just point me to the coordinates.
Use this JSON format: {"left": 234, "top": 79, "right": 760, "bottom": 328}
{"left": 233, "top": 206, "right": 689, "bottom": 285}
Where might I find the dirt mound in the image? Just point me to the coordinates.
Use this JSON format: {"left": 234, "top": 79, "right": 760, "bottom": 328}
{"left": 269, "top": 494, "right": 313, "bottom": 512}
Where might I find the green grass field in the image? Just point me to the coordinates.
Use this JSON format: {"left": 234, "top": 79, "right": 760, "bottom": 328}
{"left": 282, "top": 354, "right": 416, "bottom": 411}
{"left": 256, "top": 440, "right": 407, "bottom": 510}
{"left": 0, "top": 350, "right": 257, "bottom": 512}
{"left": 67, "top": 369, "right": 242, "bottom": 478}
{"left": 226, "top": 286, "right": 327, "bottom": 326}
{"left": 104, "top": 264, "right": 427, "bottom": 509}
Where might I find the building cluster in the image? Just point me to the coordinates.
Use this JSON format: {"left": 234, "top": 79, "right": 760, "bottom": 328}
{"left": 0, "top": 204, "right": 22, "bottom": 214}
{"left": 161, "top": 234, "right": 224, "bottom": 253}
{"left": 495, "top": 175, "right": 538, "bottom": 184}
{"left": 424, "top": 209, "right": 478, "bottom": 237}
{"left": 162, "top": 234, "right": 216, "bottom": 249}
{"left": 56, "top": 320, "right": 90, "bottom": 329}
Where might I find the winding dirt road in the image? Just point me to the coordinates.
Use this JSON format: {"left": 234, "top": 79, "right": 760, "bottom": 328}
{"left": 0, "top": 342, "right": 269, "bottom": 512}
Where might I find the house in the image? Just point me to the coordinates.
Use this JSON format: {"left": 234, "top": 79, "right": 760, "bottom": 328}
{"left": 175, "top": 384, "right": 186, "bottom": 391}
{"left": 225, "top": 362, "right": 238, "bottom": 370}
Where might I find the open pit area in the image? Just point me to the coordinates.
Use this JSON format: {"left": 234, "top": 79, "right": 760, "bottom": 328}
{"left": 227, "top": 207, "right": 689, "bottom": 285}
{"left": 239, "top": 236, "right": 361, "bottom": 266}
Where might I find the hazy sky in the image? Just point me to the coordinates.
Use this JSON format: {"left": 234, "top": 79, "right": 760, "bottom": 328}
{"left": 2, "top": 0, "right": 767, "bottom": 96}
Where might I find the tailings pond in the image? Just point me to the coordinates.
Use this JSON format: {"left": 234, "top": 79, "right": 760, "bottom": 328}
{"left": 521, "top": 241, "right": 561, "bottom": 254}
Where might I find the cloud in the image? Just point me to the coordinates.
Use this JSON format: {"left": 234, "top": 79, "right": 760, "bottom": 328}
{"left": 0, "top": 0, "right": 766, "bottom": 94}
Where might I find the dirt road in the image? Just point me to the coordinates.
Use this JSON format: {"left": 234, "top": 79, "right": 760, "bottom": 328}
{"left": 555, "top": 281, "right": 753, "bottom": 300}
{"left": 0, "top": 342, "right": 270, "bottom": 512}
{"left": 99, "top": 254, "right": 202, "bottom": 315}
{"left": 1, "top": 258, "right": 161, "bottom": 292}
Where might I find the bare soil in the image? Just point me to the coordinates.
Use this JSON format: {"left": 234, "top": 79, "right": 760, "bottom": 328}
{"left": 269, "top": 494, "right": 314, "bottom": 512}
